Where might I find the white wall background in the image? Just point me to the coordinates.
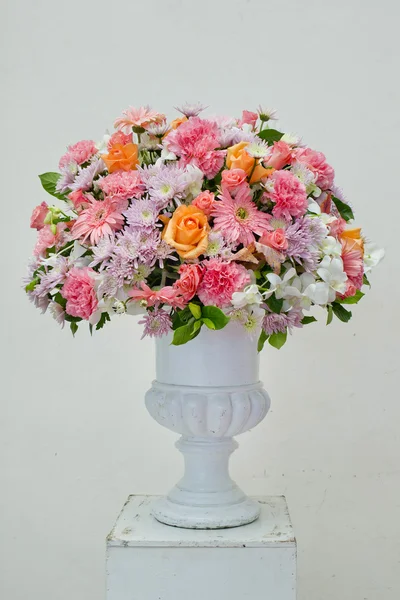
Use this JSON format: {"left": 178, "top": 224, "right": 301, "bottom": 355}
{"left": 1, "top": 0, "right": 399, "bottom": 598}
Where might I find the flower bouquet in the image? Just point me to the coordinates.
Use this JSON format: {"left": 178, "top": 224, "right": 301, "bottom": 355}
{"left": 25, "top": 103, "right": 383, "bottom": 350}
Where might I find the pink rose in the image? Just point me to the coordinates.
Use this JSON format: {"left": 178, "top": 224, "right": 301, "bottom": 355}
{"left": 192, "top": 191, "right": 215, "bottom": 216}
{"left": 30, "top": 202, "right": 49, "bottom": 230}
{"left": 173, "top": 264, "right": 204, "bottom": 303}
{"left": 34, "top": 223, "right": 68, "bottom": 257}
{"left": 239, "top": 110, "right": 258, "bottom": 128}
{"left": 68, "top": 190, "right": 90, "bottom": 212}
{"left": 61, "top": 267, "right": 98, "bottom": 320}
{"left": 259, "top": 228, "right": 288, "bottom": 251}
{"left": 107, "top": 131, "right": 133, "bottom": 149}
{"left": 265, "top": 141, "right": 294, "bottom": 170}
{"left": 221, "top": 168, "right": 248, "bottom": 190}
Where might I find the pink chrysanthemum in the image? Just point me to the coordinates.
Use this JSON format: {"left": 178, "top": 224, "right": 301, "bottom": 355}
{"left": 59, "top": 140, "right": 97, "bottom": 170}
{"left": 212, "top": 184, "right": 272, "bottom": 246}
{"left": 293, "top": 147, "right": 334, "bottom": 190}
{"left": 268, "top": 170, "right": 308, "bottom": 221}
{"left": 61, "top": 267, "right": 98, "bottom": 320}
{"left": 71, "top": 198, "right": 124, "bottom": 246}
{"left": 262, "top": 309, "right": 303, "bottom": 335}
{"left": 197, "top": 259, "right": 251, "bottom": 308}
{"left": 98, "top": 170, "right": 144, "bottom": 204}
{"left": 114, "top": 106, "right": 166, "bottom": 133}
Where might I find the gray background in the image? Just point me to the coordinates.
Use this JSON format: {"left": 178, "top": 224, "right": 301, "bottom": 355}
{"left": 1, "top": 1, "right": 399, "bottom": 599}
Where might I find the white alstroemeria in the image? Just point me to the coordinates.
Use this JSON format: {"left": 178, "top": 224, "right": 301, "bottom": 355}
{"left": 363, "top": 242, "right": 385, "bottom": 272}
{"left": 307, "top": 199, "right": 321, "bottom": 214}
{"left": 265, "top": 268, "right": 297, "bottom": 299}
{"left": 231, "top": 284, "right": 263, "bottom": 309}
{"left": 316, "top": 256, "right": 347, "bottom": 302}
{"left": 96, "top": 133, "right": 111, "bottom": 155}
{"left": 318, "top": 213, "right": 337, "bottom": 227}
{"left": 320, "top": 235, "right": 343, "bottom": 257}
{"left": 180, "top": 165, "right": 204, "bottom": 199}
{"left": 156, "top": 148, "right": 177, "bottom": 165}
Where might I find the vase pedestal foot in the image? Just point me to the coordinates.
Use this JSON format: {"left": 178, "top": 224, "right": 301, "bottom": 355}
{"left": 151, "top": 495, "right": 261, "bottom": 529}
{"left": 151, "top": 436, "right": 261, "bottom": 529}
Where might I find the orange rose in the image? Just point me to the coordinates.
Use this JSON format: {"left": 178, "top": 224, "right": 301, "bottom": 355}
{"left": 226, "top": 141, "right": 272, "bottom": 184}
{"left": 170, "top": 116, "right": 187, "bottom": 130}
{"left": 161, "top": 205, "right": 210, "bottom": 259}
{"left": 340, "top": 227, "right": 364, "bottom": 253}
{"left": 102, "top": 143, "right": 138, "bottom": 173}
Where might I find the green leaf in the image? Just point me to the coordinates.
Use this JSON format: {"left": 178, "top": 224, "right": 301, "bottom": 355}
{"left": 192, "top": 319, "right": 202, "bottom": 335}
{"left": 331, "top": 196, "right": 354, "bottom": 222}
{"left": 302, "top": 316, "right": 317, "bottom": 325}
{"left": 172, "top": 323, "right": 196, "bottom": 346}
{"left": 70, "top": 322, "right": 78, "bottom": 337}
{"left": 171, "top": 306, "right": 192, "bottom": 329}
{"left": 201, "top": 306, "right": 230, "bottom": 330}
{"left": 53, "top": 292, "right": 67, "bottom": 309}
{"left": 201, "top": 317, "right": 216, "bottom": 330}
{"left": 96, "top": 312, "right": 111, "bottom": 330}
{"left": 257, "top": 128, "right": 284, "bottom": 145}
{"left": 363, "top": 273, "right": 371, "bottom": 288}
{"left": 257, "top": 330, "right": 269, "bottom": 352}
{"left": 25, "top": 278, "right": 39, "bottom": 292}
{"left": 39, "top": 172, "right": 68, "bottom": 201}
{"left": 331, "top": 302, "right": 352, "bottom": 322}
{"left": 268, "top": 331, "right": 287, "bottom": 349}
{"left": 326, "top": 305, "right": 333, "bottom": 325}
{"left": 337, "top": 290, "right": 364, "bottom": 304}
{"left": 64, "top": 314, "right": 82, "bottom": 323}
{"left": 89, "top": 323, "right": 93, "bottom": 336}
{"left": 188, "top": 302, "right": 202, "bottom": 320}
{"left": 266, "top": 294, "right": 283, "bottom": 314}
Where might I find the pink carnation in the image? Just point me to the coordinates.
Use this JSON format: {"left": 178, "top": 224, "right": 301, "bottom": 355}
{"left": 98, "top": 170, "right": 144, "bottom": 205}
{"left": 166, "top": 117, "right": 225, "bottom": 177}
{"left": 30, "top": 202, "right": 48, "bottom": 230}
{"left": 197, "top": 259, "right": 251, "bottom": 308}
{"left": 34, "top": 223, "right": 68, "bottom": 257}
{"left": 239, "top": 110, "right": 258, "bottom": 128}
{"left": 269, "top": 170, "right": 308, "bottom": 221}
{"left": 59, "top": 140, "right": 97, "bottom": 170}
{"left": 293, "top": 147, "right": 334, "bottom": 189}
{"left": 61, "top": 267, "right": 98, "bottom": 320}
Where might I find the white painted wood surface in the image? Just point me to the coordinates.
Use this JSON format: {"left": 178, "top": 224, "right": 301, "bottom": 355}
{"left": 106, "top": 495, "right": 297, "bottom": 600}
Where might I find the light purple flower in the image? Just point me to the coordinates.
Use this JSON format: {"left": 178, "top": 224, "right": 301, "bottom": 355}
{"left": 262, "top": 308, "right": 303, "bottom": 335}
{"left": 69, "top": 158, "right": 105, "bottom": 192}
{"left": 286, "top": 217, "right": 320, "bottom": 271}
{"left": 174, "top": 102, "right": 208, "bottom": 118}
{"left": 124, "top": 198, "right": 159, "bottom": 230}
{"left": 139, "top": 308, "right": 172, "bottom": 338}
{"left": 89, "top": 236, "right": 116, "bottom": 269}
{"left": 145, "top": 164, "right": 187, "bottom": 207}
{"left": 56, "top": 164, "right": 78, "bottom": 194}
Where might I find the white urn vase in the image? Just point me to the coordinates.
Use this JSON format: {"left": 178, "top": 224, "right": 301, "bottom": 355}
{"left": 145, "top": 323, "right": 271, "bottom": 529}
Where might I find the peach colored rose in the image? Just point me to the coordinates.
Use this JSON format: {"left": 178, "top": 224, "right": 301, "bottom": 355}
{"left": 340, "top": 227, "right": 364, "bottom": 253}
{"left": 226, "top": 141, "right": 272, "bottom": 184}
{"left": 173, "top": 263, "right": 204, "bottom": 302}
{"left": 221, "top": 168, "right": 248, "bottom": 189}
{"left": 101, "top": 142, "right": 139, "bottom": 173}
{"left": 239, "top": 110, "right": 258, "bottom": 128}
{"left": 170, "top": 116, "right": 187, "bottom": 130}
{"left": 192, "top": 191, "right": 215, "bottom": 216}
{"left": 30, "top": 202, "right": 48, "bottom": 230}
{"left": 265, "top": 141, "right": 294, "bottom": 170}
{"left": 161, "top": 204, "right": 210, "bottom": 259}
{"left": 259, "top": 228, "right": 288, "bottom": 251}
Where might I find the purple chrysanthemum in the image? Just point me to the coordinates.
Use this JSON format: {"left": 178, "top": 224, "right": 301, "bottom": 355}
{"left": 68, "top": 158, "right": 105, "bottom": 192}
{"left": 285, "top": 217, "right": 320, "bottom": 271}
{"left": 139, "top": 308, "right": 172, "bottom": 339}
{"left": 145, "top": 164, "right": 187, "bottom": 207}
{"left": 124, "top": 198, "right": 159, "bottom": 230}
{"left": 89, "top": 236, "right": 116, "bottom": 269}
{"left": 174, "top": 102, "right": 208, "bottom": 118}
{"left": 262, "top": 309, "right": 303, "bottom": 335}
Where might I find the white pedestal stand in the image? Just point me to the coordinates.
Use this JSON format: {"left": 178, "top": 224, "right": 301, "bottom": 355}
{"left": 106, "top": 495, "right": 297, "bottom": 600}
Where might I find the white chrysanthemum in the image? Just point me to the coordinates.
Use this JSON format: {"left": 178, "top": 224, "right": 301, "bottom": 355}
{"left": 245, "top": 140, "right": 270, "bottom": 159}
{"left": 281, "top": 132, "right": 301, "bottom": 145}
{"left": 257, "top": 106, "right": 278, "bottom": 121}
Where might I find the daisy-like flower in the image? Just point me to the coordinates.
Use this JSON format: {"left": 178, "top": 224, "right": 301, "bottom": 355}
{"left": 262, "top": 308, "right": 303, "bottom": 335}
{"left": 212, "top": 184, "right": 271, "bottom": 246}
{"left": 174, "top": 102, "right": 208, "bottom": 118}
{"left": 138, "top": 307, "right": 172, "bottom": 339}
{"left": 245, "top": 140, "right": 270, "bottom": 159}
{"left": 257, "top": 106, "right": 278, "bottom": 122}
{"left": 205, "top": 231, "right": 231, "bottom": 257}
{"left": 146, "top": 164, "right": 187, "bottom": 207}
{"left": 114, "top": 106, "right": 166, "bottom": 133}
{"left": 49, "top": 300, "right": 66, "bottom": 328}
{"left": 72, "top": 197, "right": 124, "bottom": 245}
{"left": 69, "top": 159, "right": 106, "bottom": 193}
{"left": 147, "top": 122, "right": 170, "bottom": 137}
